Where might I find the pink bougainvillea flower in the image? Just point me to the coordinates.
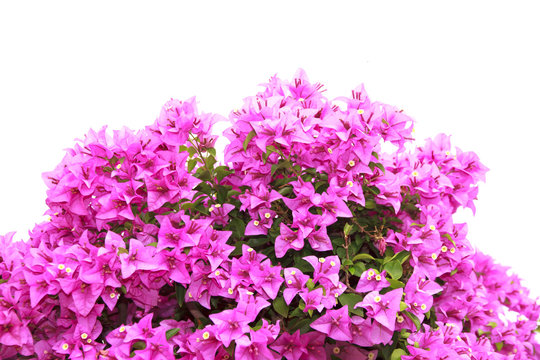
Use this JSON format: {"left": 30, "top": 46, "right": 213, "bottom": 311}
{"left": 357, "top": 288, "right": 403, "bottom": 332}
{"left": 250, "top": 260, "right": 284, "bottom": 300}
{"left": 119, "top": 238, "right": 164, "bottom": 279}
{"left": 275, "top": 223, "right": 304, "bottom": 258}
{"left": 310, "top": 306, "right": 352, "bottom": 341}
{"left": 299, "top": 288, "right": 325, "bottom": 313}
{"left": 355, "top": 268, "right": 390, "bottom": 293}
{"left": 209, "top": 309, "right": 251, "bottom": 347}
{"left": 283, "top": 267, "right": 309, "bottom": 305}
{"left": 303, "top": 255, "right": 340, "bottom": 286}
{"left": 270, "top": 330, "right": 308, "bottom": 360}
{"left": 306, "top": 225, "right": 333, "bottom": 252}
{"left": 235, "top": 330, "right": 279, "bottom": 360}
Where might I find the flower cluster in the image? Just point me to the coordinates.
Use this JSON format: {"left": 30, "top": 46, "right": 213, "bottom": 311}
{"left": 0, "top": 70, "right": 539, "bottom": 359}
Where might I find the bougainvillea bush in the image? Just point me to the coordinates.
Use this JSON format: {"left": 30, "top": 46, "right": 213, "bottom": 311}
{"left": 1, "top": 70, "right": 539, "bottom": 359}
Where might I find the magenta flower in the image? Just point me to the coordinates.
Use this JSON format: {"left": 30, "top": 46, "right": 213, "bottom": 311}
{"left": 357, "top": 288, "right": 403, "bottom": 332}
{"left": 0, "top": 310, "right": 32, "bottom": 348}
{"left": 144, "top": 175, "right": 181, "bottom": 212}
{"left": 350, "top": 316, "right": 377, "bottom": 347}
{"left": 355, "top": 268, "right": 390, "bottom": 293}
{"left": 303, "top": 255, "right": 340, "bottom": 286}
{"left": 119, "top": 238, "right": 164, "bottom": 279}
{"left": 306, "top": 226, "right": 333, "bottom": 252}
{"left": 250, "top": 260, "right": 284, "bottom": 299}
{"left": 275, "top": 223, "right": 304, "bottom": 258}
{"left": 270, "top": 330, "right": 308, "bottom": 360}
{"left": 209, "top": 308, "right": 251, "bottom": 347}
{"left": 235, "top": 331, "right": 279, "bottom": 360}
{"left": 310, "top": 306, "right": 352, "bottom": 341}
{"left": 245, "top": 208, "right": 276, "bottom": 236}
{"left": 299, "top": 288, "right": 325, "bottom": 313}
{"left": 283, "top": 267, "right": 309, "bottom": 305}
{"left": 299, "top": 332, "right": 327, "bottom": 360}
{"left": 71, "top": 282, "right": 104, "bottom": 317}
{"left": 185, "top": 326, "right": 222, "bottom": 359}
{"left": 235, "top": 289, "right": 271, "bottom": 322}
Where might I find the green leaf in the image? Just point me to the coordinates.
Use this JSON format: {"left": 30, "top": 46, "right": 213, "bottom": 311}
{"left": 389, "top": 279, "right": 405, "bottom": 289}
{"left": 353, "top": 262, "right": 366, "bottom": 275}
{"left": 289, "top": 317, "right": 313, "bottom": 332}
{"left": 227, "top": 189, "right": 241, "bottom": 197}
{"left": 404, "top": 311, "right": 421, "bottom": 331}
{"left": 293, "top": 255, "right": 313, "bottom": 274}
{"left": 187, "top": 158, "right": 198, "bottom": 172}
{"left": 364, "top": 199, "right": 376, "bottom": 209}
{"left": 400, "top": 301, "right": 408, "bottom": 312}
{"left": 131, "top": 341, "right": 146, "bottom": 351}
{"left": 216, "top": 185, "right": 232, "bottom": 203}
{"left": 195, "top": 182, "right": 213, "bottom": 196}
{"left": 390, "top": 348, "right": 407, "bottom": 360}
{"left": 400, "top": 329, "right": 411, "bottom": 339}
{"left": 441, "top": 233, "right": 456, "bottom": 246}
{"left": 187, "top": 146, "right": 197, "bottom": 157}
{"left": 278, "top": 186, "right": 293, "bottom": 196}
{"left": 195, "top": 168, "right": 212, "bottom": 181}
{"left": 342, "top": 259, "right": 354, "bottom": 266}
{"left": 495, "top": 342, "right": 504, "bottom": 352}
{"left": 175, "top": 284, "right": 186, "bottom": 307}
{"left": 344, "top": 223, "right": 354, "bottom": 236}
{"left": 289, "top": 307, "right": 304, "bottom": 319}
{"left": 366, "top": 185, "right": 381, "bottom": 195}
{"left": 273, "top": 297, "right": 289, "bottom": 318}
{"left": 215, "top": 166, "right": 234, "bottom": 182}
{"left": 206, "top": 155, "right": 217, "bottom": 169}
{"left": 181, "top": 202, "right": 195, "bottom": 210}
{"left": 374, "top": 162, "right": 385, "bottom": 173}
{"left": 166, "top": 328, "right": 180, "bottom": 340}
{"left": 248, "top": 236, "right": 269, "bottom": 248}
{"left": 228, "top": 217, "right": 246, "bottom": 239}
{"left": 488, "top": 321, "right": 498, "bottom": 328}
{"left": 266, "top": 145, "right": 279, "bottom": 154}
{"left": 384, "top": 260, "right": 403, "bottom": 280}
{"left": 352, "top": 253, "right": 375, "bottom": 262}
{"left": 338, "top": 293, "right": 363, "bottom": 309}
{"left": 271, "top": 159, "right": 291, "bottom": 176}
{"left": 230, "top": 241, "right": 247, "bottom": 257}
{"left": 243, "top": 130, "right": 256, "bottom": 151}
{"left": 385, "top": 250, "right": 410, "bottom": 265}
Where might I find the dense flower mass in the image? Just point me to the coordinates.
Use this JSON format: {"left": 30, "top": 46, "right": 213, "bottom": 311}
{"left": 1, "top": 70, "right": 539, "bottom": 359}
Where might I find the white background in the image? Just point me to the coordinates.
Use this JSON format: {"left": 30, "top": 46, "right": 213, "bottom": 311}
{"left": 1, "top": 1, "right": 539, "bottom": 295}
